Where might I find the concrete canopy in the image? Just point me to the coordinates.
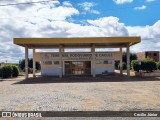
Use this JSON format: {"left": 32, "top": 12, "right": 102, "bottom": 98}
{"left": 13, "top": 37, "right": 141, "bottom": 48}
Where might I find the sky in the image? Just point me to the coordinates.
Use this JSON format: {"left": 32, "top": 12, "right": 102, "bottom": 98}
{"left": 0, "top": 0, "right": 160, "bottom": 63}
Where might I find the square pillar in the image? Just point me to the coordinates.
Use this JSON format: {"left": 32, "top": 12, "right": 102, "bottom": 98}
{"left": 33, "top": 48, "right": 36, "bottom": 78}
{"left": 59, "top": 45, "right": 63, "bottom": 78}
{"left": 91, "top": 44, "right": 95, "bottom": 77}
{"left": 127, "top": 44, "right": 130, "bottom": 77}
{"left": 25, "top": 46, "right": 29, "bottom": 79}
{"left": 120, "top": 47, "right": 123, "bottom": 75}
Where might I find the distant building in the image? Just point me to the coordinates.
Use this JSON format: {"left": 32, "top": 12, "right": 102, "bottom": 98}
{"left": 137, "top": 51, "right": 160, "bottom": 62}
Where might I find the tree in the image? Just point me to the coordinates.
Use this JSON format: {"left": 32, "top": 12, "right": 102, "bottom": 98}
{"left": 19, "top": 58, "right": 41, "bottom": 71}
{"left": 122, "top": 52, "right": 137, "bottom": 63}
{"left": 115, "top": 52, "right": 137, "bottom": 70}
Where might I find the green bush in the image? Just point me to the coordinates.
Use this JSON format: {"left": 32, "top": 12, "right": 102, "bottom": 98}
{"left": 131, "top": 60, "right": 140, "bottom": 72}
{"left": 0, "top": 64, "right": 19, "bottom": 78}
{"left": 157, "top": 62, "right": 160, "bottom": 70}
{"left": 12, "top": 65, "right": 19, "bottom": 77}
{"left": 122, "top": 62, "right": 127, "bottom": 70}
{"left": 118, "top": 62, "right": 127, "bottom": 70}
{"left": 141, "top": 58, "right": 157, "bottom": 72}
{"left": 0, "top": 67, "right": 3, "bottom": 78}
{"left": 1, "top": 64, "right": 13, "bottom": 78}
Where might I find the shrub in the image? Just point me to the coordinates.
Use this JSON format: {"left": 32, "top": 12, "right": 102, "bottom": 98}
{"left": 118, "top": 62, "right": 127, "bottom": 70}
{"left": 157, "top": 62, "right": 160, "bottom": 70}
{"left": 115, "top": 61, "right": 120, "bottom": 70}
{"left": 12, "top": 65, "right": 19, "bottom": 77}
{"left": 122, "top": 62, "right": 127, "bottom": 70}
{"left": 0, "top": 64, "right": 19, "bottom": 78}
{"left": 0, "top": 67, "right": 3, "bottom": 78}
{"left": 131, "top": 60, "right": 140, "bottom": 72}
{"left": 1, "top": 64, "right": 13, "bottom": 78}
{"left": 141, "top": 58, "right": 157, "bottom": 72}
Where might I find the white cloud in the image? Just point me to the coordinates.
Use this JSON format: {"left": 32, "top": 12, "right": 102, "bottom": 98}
{"left": 78, "top": 2, "right": 95, "bottom": 11}
{"left": 63, "top": 1, "right": 72, "bottom": 7}
{"left": 134, "top": 5, "right": 147, "bottom": 10}
{"left": 127, "top": 20, "right": 160, "bottom": 52}
{"left": 0, "top": 1, "right": 160, "bottom": 63}
{"left": 78, "top": 2, "right": 100, "bottom": 14}
{"left": 87, "top": 17, "right": 128, "bottom": 36}
{"left": 127, "top": 20, "right": 160, "bottom": 39}
{"left": 113, "top": 0, "right": 133, "bottom": 4}
{"left": 0, "top": 0, "right": 79, "bottom": 63}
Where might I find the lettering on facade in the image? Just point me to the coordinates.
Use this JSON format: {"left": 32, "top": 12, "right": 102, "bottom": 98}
{"left": 41, "top": 53, "right": 114, "bottom": 60}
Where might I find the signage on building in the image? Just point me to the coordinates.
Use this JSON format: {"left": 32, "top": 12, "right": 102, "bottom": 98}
{"left": 41, "top": 52, "right": 114, "bottom": 60}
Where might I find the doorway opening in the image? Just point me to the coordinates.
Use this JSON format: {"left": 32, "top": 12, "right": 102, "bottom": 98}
{"left": 65, "top": 61, "right": 91, "bottom": 75}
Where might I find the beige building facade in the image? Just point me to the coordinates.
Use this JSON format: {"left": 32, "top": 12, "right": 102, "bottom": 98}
{"left": 137, "top": 51, "right": 160, "bottom": 62}
{"left": 13, "top": 37, "right": 141, "bottom": 78}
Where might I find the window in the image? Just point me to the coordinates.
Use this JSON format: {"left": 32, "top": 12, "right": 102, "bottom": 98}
{"left": 53, "top": 61, "right": 59, "bottom": 65}
{"left": 104, "top": 61, "right": 108, "bottom": 64}
{"left": 154, "top": 53, "right": 157, "bottom": 56}
{"left": 104, "top": 60, "right": 112, "bottom": 64}
{"left": 96, "top": 60, "right": 112, "bottom": 64}
{"left": 96, "top": 60, "right": 103, "bottom": 64}
{"left": 43, "top": 61, "right": 52, "bottom": 65}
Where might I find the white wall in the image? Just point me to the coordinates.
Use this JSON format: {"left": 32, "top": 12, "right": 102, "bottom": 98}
{"left": 41, "top": 67, "right": 61, "bottom": 76}
{"left": 91, "top": 60, "right": 115, "bottom": 75}
{"left": 95, "top": 67, "right": 114, "bottom": 74}
{"left": 40, "top": 60, "right": 61, "bottom": 76}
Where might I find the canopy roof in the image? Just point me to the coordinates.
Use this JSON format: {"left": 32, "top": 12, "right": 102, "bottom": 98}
{"left": 13, "top": 37, "right": 141, "bottom": 48}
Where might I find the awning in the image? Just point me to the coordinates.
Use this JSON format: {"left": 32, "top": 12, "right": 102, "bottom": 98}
{"left": 13, "top": 37, "right": 141, "bottom": 48}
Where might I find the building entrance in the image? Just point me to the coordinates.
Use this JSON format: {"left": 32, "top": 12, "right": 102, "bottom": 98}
{"left": 65, "top": 61, "right": 91, "bottom": 75}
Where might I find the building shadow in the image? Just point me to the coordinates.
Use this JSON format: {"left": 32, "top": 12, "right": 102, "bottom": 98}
{"left": 13, "top": 74, "right": 160, "bottom": 84}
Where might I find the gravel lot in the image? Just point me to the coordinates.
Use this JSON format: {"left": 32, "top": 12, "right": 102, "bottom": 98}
{"left": 0, "top": 75, "right": 160, "bottom": 111}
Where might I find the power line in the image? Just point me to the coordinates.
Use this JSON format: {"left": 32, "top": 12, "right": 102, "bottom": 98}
{"left": 0, "top": 0, "right": 57, "bottom": 7}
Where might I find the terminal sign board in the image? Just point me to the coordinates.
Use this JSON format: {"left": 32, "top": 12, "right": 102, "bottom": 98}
{"left": 41, "top": 52, "right": 114, "bottom": 60}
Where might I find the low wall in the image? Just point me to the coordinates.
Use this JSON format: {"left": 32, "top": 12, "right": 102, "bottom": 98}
{"left": 142, "top": 72, "right": 160, "bottom": 77}
{"left": 135, "top": 71, "right": 160, "bottom": 77}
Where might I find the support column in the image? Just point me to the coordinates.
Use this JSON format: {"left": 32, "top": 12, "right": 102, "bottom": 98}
{"left": 59, "top": 45, "right": 63, "bottom": 78}
{"left": 91, "top": 44, "right": 95, "bottom": 77}
{"left": 33, "top": 48, "right": 36, "bottom": 78}
{"left": 25, "top": 46, "right": 29, "bottom": 79}
{"left": 127, "top": 44, "right": 130, "bottom": 77}
{"left": 120, "top": 47, "right": 123, "bottom": 75}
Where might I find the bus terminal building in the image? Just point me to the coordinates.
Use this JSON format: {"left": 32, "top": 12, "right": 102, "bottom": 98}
{"left": 13, "top": 37, "right": 141, "bottom": 78}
